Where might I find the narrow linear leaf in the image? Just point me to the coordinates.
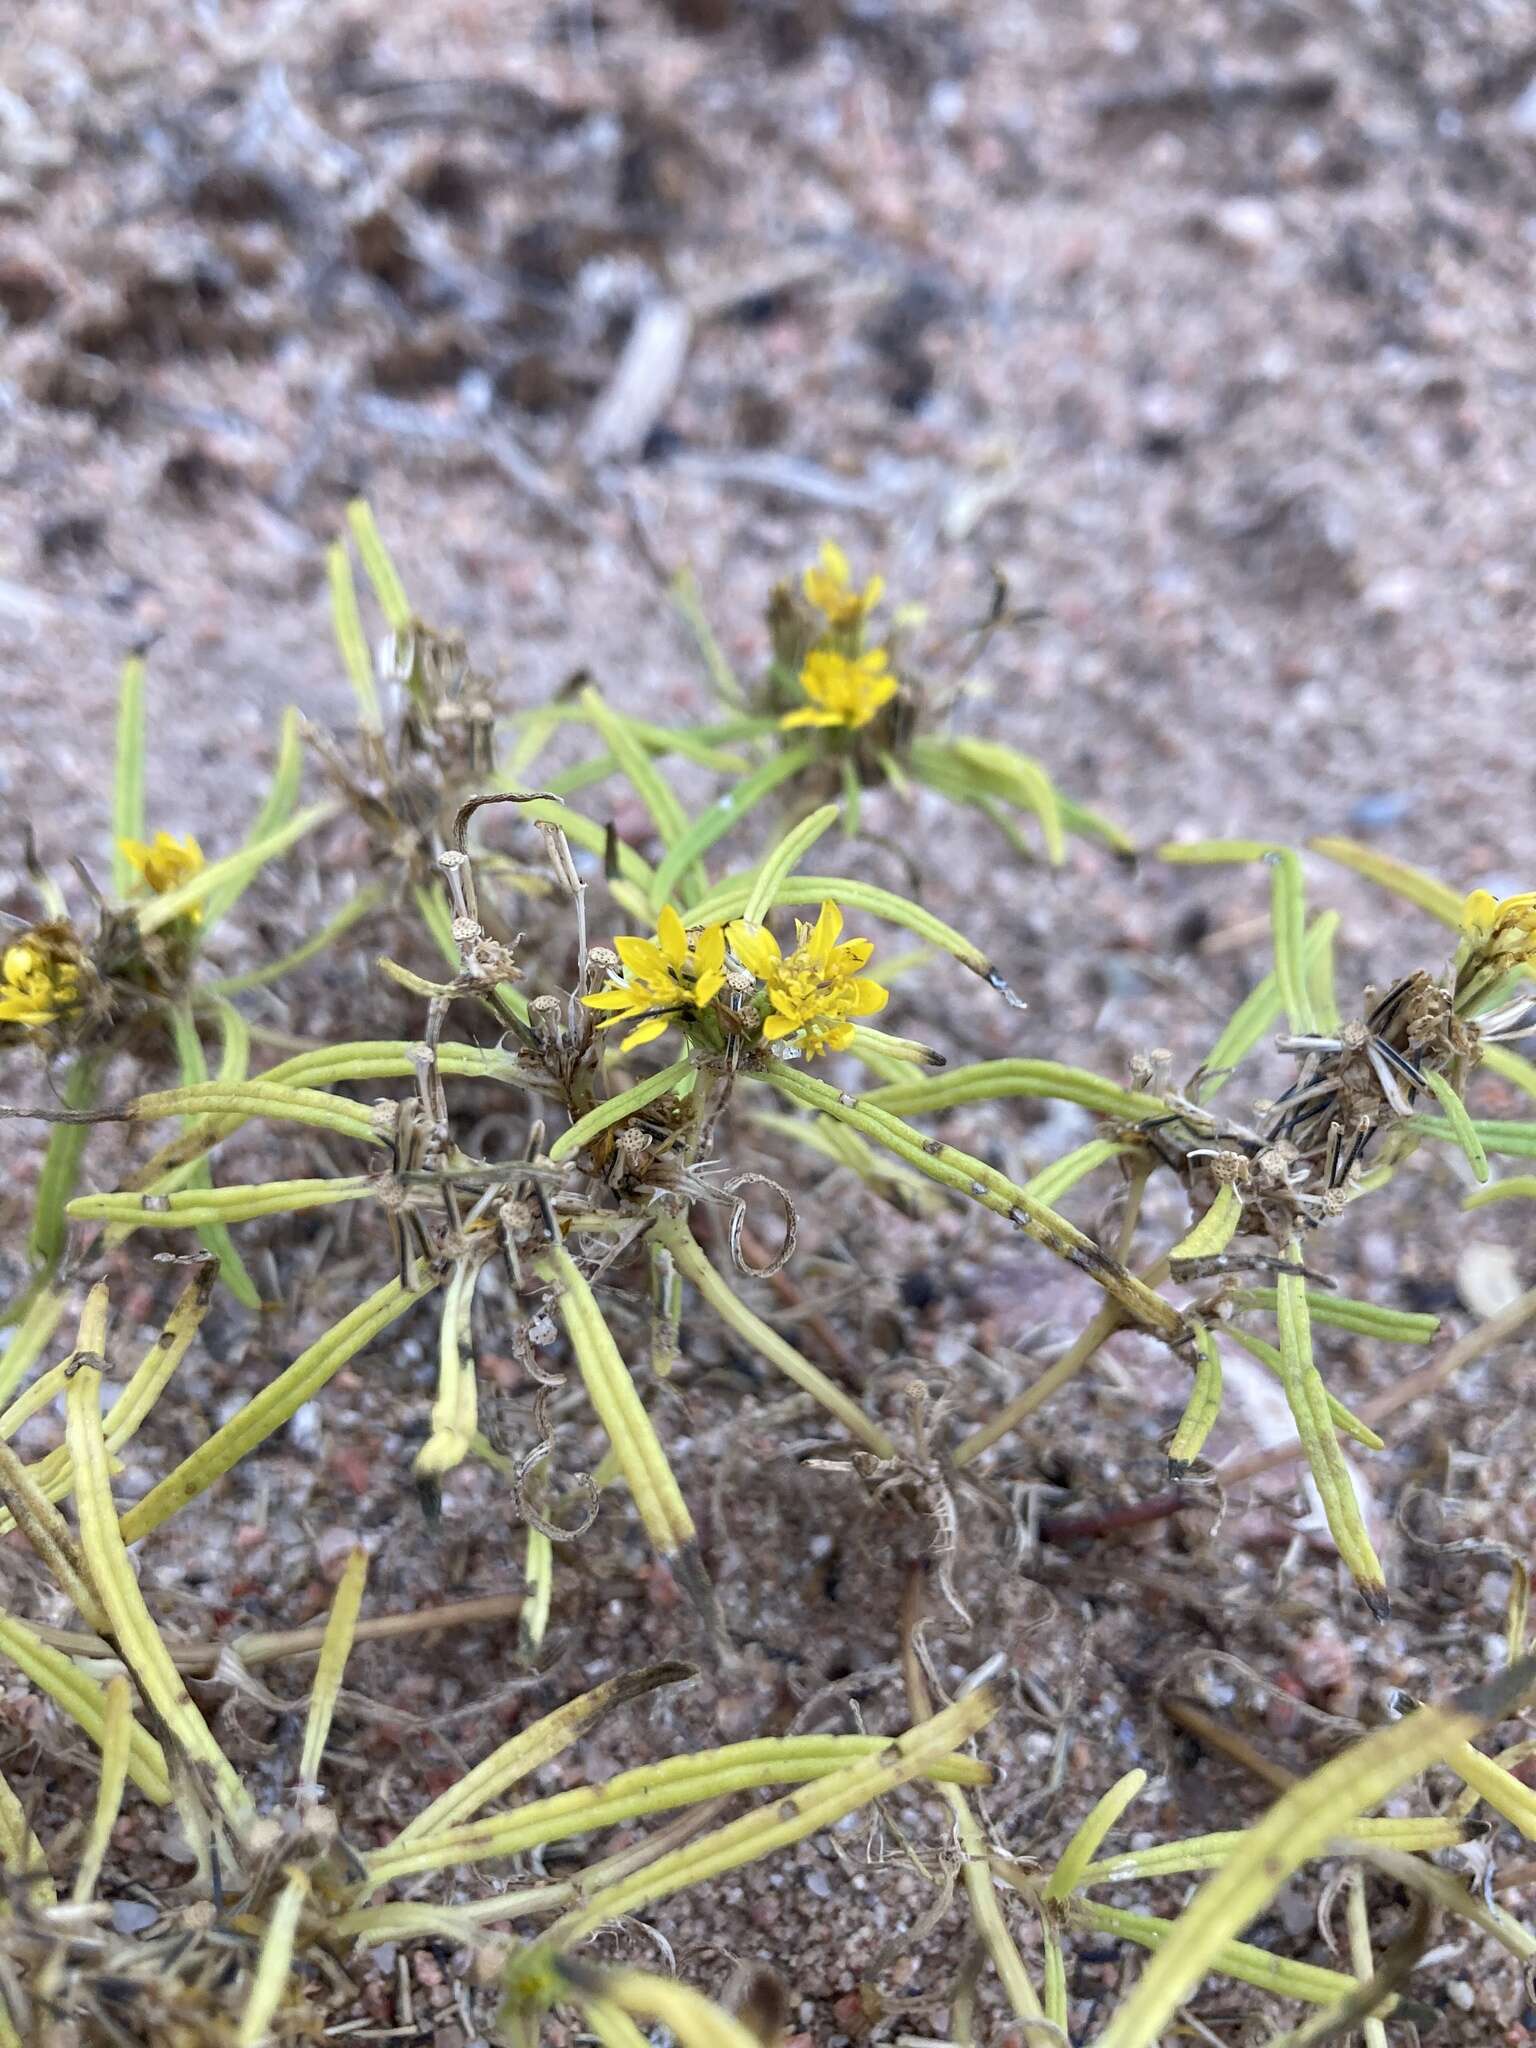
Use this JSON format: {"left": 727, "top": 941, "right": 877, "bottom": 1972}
{"left": 583, "top": 1971, "right": 760, "bottom": 2048}
{"left": 670, "top": 564, "right": 746, "bottom": 706}
{"left": 66, "top": 1359, "right": 253, "bottom": 1829}
{"left": 947, "top": 737, "right": 1065, "bottom": 864}
{"left": 206, "top": 883, "right": 388, "bottom": 996}
{"left": 1157, "top": 837, "right": 1285, "bottom": 863}
{"left": 169, "top": 1004, "right": 260, "bottom": 1309}
{"left": 865, "top": 1060, "right": 1163, "bottom": 1121}
{"left": 111, "top": 656, "right": 147, "bottom": 896}
{"left": 1081, "top": 1814, "right": 1474, "bottom": 1886}
{"left": 1168, "top": 1323, "right": 1223, "bottom": 1469}
{"left": 26, "top": 1053, "right": 106, "bottom": 1281}
{"left": 1268, "top": 850, "right": 1314, "bottom": 1035}
{"left": 0, "top": 1765, "right": 53, "bottom": 1905}
{"left": 1233, "top": 1289, "right": 1439, "bottom": 1344}
{"left": 1169, "top": 1182, "right": 1242, "bottom": 1265}
{"left": 299, "top": 1546, "right": 367, "bottom": 1790}
{"left": 740, "top": 800, "right": 841, "bottom": 927}
{"left": 1046, "top": 1769, "right": 1147, "bottom": 1902}
{"left": 1024, "top": 1138, "right": 1132, "bottom": 1207}
{"left": 1466, "top": 1176, "right": 1536, "bottom": 1209}
{"left": 536, "top": 1246, "right": 694, "bottom": 1558}
{"left": 71, "top": 1674, "right": 132, "bottom": 1903}
{"left": 1076, "top": 1900, "right": 1368, "bottom": 2012}
{"left": 1275, "top": 1245, "right": 1385, "bottom": 1611}
{"left": 328, "top": 540, "right": 382, "bottom": 728}
{"left": 1307, "top": 837, "right": 1463, "bottom": 925}
{"left": 238, "top": 1866, "right": 310, "bottom": 2048}
{"left": 1421, "top": 1068, "right": 1489, "bottom": 1182}
{"left": 72, "top": 1177, "right": 373, "bottom": 1229}
{"left": 345, "top": 499, "right": 411, "bottom": 632}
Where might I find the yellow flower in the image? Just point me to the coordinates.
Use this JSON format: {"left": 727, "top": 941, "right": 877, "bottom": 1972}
{"left": 781, "top": 648, "right": 898, "bottom": 733}
{"left": 0, "top": 937, "right": 81, "bottom": 1028}
{"left": 582, "top": 903, "right": 728, "bottom": 1051}
{"left": 802, "top": 540, "right": 884, "bottom": 629}
{"left": 727, "top": 900, "right": 888, "bottom": 1059}
{"left": 121, "top": 831, "right": 205, "bottom": 902}
{"left": 1461, "top": 889, "right": 1536, "bottom": 969}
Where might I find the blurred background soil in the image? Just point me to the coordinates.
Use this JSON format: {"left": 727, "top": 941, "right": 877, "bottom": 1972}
{"left": 4, "top": 1, "right": 1536, "bottom": 2041}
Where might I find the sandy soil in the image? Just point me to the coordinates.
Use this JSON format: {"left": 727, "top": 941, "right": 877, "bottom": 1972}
{"left": 4, "top": 1, "right": 1536, "bottom": 2041}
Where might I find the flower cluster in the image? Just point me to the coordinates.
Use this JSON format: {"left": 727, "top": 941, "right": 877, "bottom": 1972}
{"left": 782, "top": 648, "right": 898, "bottom": 733}
{"left": 583, "top": 899, "right": 887, "bottom": 1060}
{"left": 727, "top": 900, "right": 888, "bottom": 1056}
{"left": 782, "top": 540, "right": 900, "bottom": 735}
{"left": 121, "top": 831, "right": 204, "bottom": 908}
{"left": 0, "top": 930, "right": 83, "bottom": 1029}
{"left": 582, "top": 904, "right": 727, "bottom": 1052}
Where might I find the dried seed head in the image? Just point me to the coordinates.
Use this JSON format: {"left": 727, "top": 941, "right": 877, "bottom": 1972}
{"left": 1208, "top": 1149, "right": 1249, "bottom": 1187}
{"left": 586, "top": 945, "right": 620, "bottom": 980}
{"left": 464, "top": 936, "right": 519, "bottom": 983}
{"left": 528, "top": 994, "right": 564, "bottom": 1044}
{"left": 724, "top": 964, "right": 758, "bottom": 997}
{"left": 1254, "top": 1143, "right": 1297, "bottom": 1187}
{"left": 614, "top": 1124, "right": 652, "bottom": 1162}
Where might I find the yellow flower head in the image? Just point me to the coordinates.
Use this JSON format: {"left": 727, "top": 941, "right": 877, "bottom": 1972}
{"left": 781, "top": 648, "right": 898, "bottom": 733}
{"left": 0, "top": 934, "right": 82, "bottom": 1029}
{"left": 801, "top": 540, "right": 884, "bottom": 629}
{"left": 727, "top": 900, "right": 888, "bottom": 1059}
{"left": 1461, "top": 889, "right": 1536, "bottom": 971}
{"left": 582, "top": 904, "right": 728, "bottom": 1051}
{"left": 121, "top": 831, "right": 205, "bottom": 904}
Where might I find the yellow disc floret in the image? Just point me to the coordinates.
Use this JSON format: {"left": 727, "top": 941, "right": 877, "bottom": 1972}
{"left": 727, "top": 900, "right": 888, "bottom": 1058}
{"left": 781, "top": 648, "right": 898, "bottom": 733}
{"left": 582, "top": 904, "right": 728, "bottom": 1052}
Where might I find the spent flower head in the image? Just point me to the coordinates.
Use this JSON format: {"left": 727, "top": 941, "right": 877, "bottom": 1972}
{"left": 582, "top": 903, "right": 727, "bottom": 1051}
{"left": 782, "top": 647, "right": 898, "bottom": 733}
{"left": 120, "top": 830, "right": 205, "bottom": 909}
{"left": 727, "top": 899, "right": 888, "bottom": 1057}
{"left": 0, "top": 930, "right": 83, "bottom": 1029}
{"left": 801, "top": 539, "right": 884, "bottom": 630}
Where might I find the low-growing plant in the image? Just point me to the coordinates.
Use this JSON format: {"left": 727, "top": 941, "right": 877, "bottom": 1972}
{"left": 5, "top": 515, "right": 1536, "bottom": 2042}
{"left": 0, "top": 659, "right": 334, "bottom": 1336}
